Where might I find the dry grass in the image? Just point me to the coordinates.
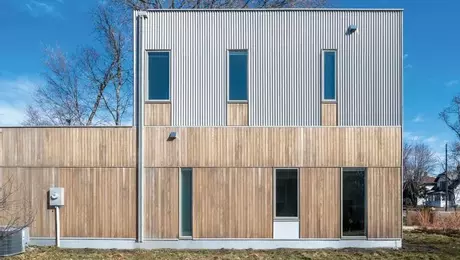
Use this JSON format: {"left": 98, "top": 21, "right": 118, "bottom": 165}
{"left": 8, "top": 231, "right": 460, "bottom": 260}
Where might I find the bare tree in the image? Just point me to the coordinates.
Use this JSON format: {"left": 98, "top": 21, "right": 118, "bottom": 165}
{"left": 403, "top": 142, "right": 437, "bottom": 206}
{"left": 0, "top": 176, "right": 35, "bottom": 240}
{"left": 23, "top": 47, "right": 108, "bottom": 126}
{"left": 23, "top": 4, "right": 132, "bottom": 126}
{"left": 115, "top": 0, "right": 327, "bottom": 9}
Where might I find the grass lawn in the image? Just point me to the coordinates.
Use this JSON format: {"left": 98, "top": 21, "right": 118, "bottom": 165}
{"left": 8, "top": 231, "right": 460, "bottom": 259}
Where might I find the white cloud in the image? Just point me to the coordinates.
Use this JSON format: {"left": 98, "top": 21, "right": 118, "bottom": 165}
{"left": 25, "top": 0, "right": 63, "bottom": 19}
{"left": 445, "top": 80, "right": 459, "bottom": 87}
{"left": 0, "top": 75, "right": 41, "bottom": 126}
{"left": 412, "top": 114, "right": 424, "bottom": 123}
{"left": 425, "top": 136, "right": 438, "bottom": 143}
{"left": 404, "top": 132, "right": 423, "bottom": 142}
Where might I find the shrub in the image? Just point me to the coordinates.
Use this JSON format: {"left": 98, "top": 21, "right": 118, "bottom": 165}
{"left": 416, "top": 209, "right": 460, "bottom": 231}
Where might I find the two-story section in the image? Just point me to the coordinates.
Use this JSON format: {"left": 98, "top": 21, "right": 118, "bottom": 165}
{"left": 135, "top": 9, "right": 402, "bottom": 248}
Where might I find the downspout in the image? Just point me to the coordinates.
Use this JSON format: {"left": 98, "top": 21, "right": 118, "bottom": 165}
{"left": 136, "top": 10, "right": 148, "bottom": 243}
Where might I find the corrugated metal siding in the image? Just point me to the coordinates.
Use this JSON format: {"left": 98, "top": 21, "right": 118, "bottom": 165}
{"left": 136, "top": 10, "right": 402, "bottom": 126}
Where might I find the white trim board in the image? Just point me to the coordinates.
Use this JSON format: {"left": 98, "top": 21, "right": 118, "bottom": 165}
{"left": 30, "top": 238, "right": 402, "bottom": 249}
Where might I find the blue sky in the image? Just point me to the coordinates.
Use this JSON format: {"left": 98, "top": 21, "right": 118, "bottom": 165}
{"left": 0, "top": 0, "right": 459, "bottom": 170}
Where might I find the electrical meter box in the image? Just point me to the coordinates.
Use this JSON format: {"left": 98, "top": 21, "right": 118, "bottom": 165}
{"left": 49, "top": 187, "right": 64, "bottom": 207}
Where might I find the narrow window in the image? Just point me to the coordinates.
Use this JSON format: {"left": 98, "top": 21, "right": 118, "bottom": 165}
{"left": 180, "top": 168, "right": 193, "bottom": 237}
{"left": 275, "top": 169, "right": 298, "bottom": 218}
{"left": 148, "top": 52, "right": 170, "bottom": 100}
{"left": 342, "top": 168, "right": 366, "bottom": 237}
{"left": 228, "top": 50, "right": 248, "bottom": 101}
{"left": 323, "top": 50, "right": 336, "bottom": 101}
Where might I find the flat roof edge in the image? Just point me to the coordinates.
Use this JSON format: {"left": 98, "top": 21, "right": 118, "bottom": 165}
{"left": 140, "top": 8, "right": 404, "bottom": 12}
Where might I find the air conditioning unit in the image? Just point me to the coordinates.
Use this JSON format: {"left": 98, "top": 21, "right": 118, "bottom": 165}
{"left": 0, "top": 227, "right": 29, "bottom": 256}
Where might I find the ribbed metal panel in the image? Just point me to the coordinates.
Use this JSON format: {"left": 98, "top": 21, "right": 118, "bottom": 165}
{"left": 136, "top": 10, "right": 402, "bottom": 126}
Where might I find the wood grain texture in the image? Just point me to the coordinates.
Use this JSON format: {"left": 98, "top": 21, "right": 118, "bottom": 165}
{"left": 144, "top": 127, "right": 401, "bottom": 168}
{"left": 0, "top": 131, "right": 3, "bottom": 166}
{"left": 0, "top": 168, "right": 57, "bottom": 237}
{"left": 58, "top": 168, "right": 137, "bottom": 238}
{"left": 367, "top": 167, "right": 402, "bottom": 238}
{"left": 144, "top": 168, "right": 179, "bottom": 238}
{"left": 0, "top": 128, "right": 135, "bottom": 167}
{"left": 193, "top": 168, "right": 272, "bottom": 238}
{"left": 227, "top": 103, "right": 248, "bottom": 126}
{"left": 145, "top": 103, "right": 171, "bottom": 126}
{"left": 321, "top": 103, "right": 337, "bottom": 126}
{"left": 300, "top": 168, "right": 340, "bottom": 238}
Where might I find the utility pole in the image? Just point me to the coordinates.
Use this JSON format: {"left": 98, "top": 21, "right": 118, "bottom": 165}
{"left": 445, "top": 143, "right": 449, "bottom": 212}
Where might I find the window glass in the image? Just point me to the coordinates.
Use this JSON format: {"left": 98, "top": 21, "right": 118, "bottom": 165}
{"left": 342, "top": 169, "right": 366, "bottom": 236}
{"left": 323, "top": 51, "right": 336, "bottom": 100}
{"left": 148, "top": 52, "right": 170, "bottom": 100}
{"left": 229, "top": 51, "right": 248, "bottom": 101}
{"left": 180, "top": 168, "right": 193, "bottom": 237}
{"left": 275, "top": 169, "right": 298, "bottom": 217}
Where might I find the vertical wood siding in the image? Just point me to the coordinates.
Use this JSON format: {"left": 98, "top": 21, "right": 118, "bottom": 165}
{"left": 144, "top": 127, "right": 401, "bottom": 168}
{"left": 144, "top": 168, "right": 179, "bottom": 239}
{"left": 193, "top": 168, "right": 272, "bottom": 238}
{"left": 137, "top": 10, "right": 402, "bottom": 126}
{"left": 300, "top": 168, "right": 340, "bottom": 238}
{"left": 0, "top": 168, "right": 57, "bottom": 237}
{"left": 145, "top": 103, "right": 171, "bottom": 126}
{"left": 321, "top": 103, "right": 337, "bottom": 126}
{"left": 58, "top": 168, "right": 137, "bottom": 238}
{"left": 0, "top": 128, "right": 135, "bottom": 167}
{"left": 227, "top": 103, "right": 249, "bottom": 126}
{"left": 367, "top": 168, "right": 402, "bottom": 238}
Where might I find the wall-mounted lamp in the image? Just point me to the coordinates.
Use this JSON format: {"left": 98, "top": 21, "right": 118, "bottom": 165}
{"left": 347, "top": 25, "right": 358, "bottom": 34}
{"left": 167, "top": 131, "right": 177, "bottom": 141}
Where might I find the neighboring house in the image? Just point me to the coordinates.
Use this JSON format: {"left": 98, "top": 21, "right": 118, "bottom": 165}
{"left": 425, "top": 173, "right": 460, "bottom": 208}
{"left": 417, "top": 176, "right": 436, "bottom": 206}
{"left": 0, "top": 9, "right": 403, "bottom": 249}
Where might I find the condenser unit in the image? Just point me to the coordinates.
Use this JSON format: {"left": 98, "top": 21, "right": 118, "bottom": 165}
{"left": 0, "top": 227, "right": 29, "bottom": 256}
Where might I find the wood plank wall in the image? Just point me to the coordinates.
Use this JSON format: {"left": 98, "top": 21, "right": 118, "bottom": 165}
{"left": 0, "top": 128, "right": 137, "bottom": 238}
{"left": 227, "top": 103, "right": 248, "bottom": 126}
{"left": 367, "top": 168, "right": 402, "bottom": 238}
{"left": 321, "top": 103, "right": 337, "bottom": 126}
{"left": 145, "top": 103, "right": 171, "bottom": 126}
{"left": 300, "top": 168, "right": 340, "bottom": 238}
{"left": 58, "top": 168, "right": 137, "bottom": 238}
{"left": 0, "top": 130, "right": 3, "bottom": 166}
{"left": 193, "top": 168, "right": 272, "bottom": 238}
{"left": 144, "top": 168, "right": 179, "bottom": 239}
{"left": 0, "top": 128, "right": 136, "bottom": 167}
{"left": 144, "top": 127, "right": 401, "bottom": 168}
{"left": 0, "top": 168, "right": 57, "bottom": 237}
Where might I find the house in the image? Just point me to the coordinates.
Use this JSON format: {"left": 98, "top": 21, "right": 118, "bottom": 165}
{"left": 417, "top": 176, "right": 436, "bottom": 206}
{"left": 0, "top": 9, "right": 403, "bottom": 249}
{"left": 425, "top": 173, "right": 460, "bottom": 208}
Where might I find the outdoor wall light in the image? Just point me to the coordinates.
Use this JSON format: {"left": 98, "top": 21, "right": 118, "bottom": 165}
{"left": 168, "top": 131, "right": 177, "bottom": 141}
{"left": 348, "top": 25, "right": 358, "bottom": 34}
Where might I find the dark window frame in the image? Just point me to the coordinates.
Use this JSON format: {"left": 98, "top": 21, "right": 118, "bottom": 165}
{"left": 341, "top": 167, "right": 367, "bottom": 239}
{"left": 227, "top": 49, "right": 249, "bottom": 103}
{"left": 273, "top": 168, "right": 299, "bottom": 220}
{"left": 146, "top": 50, "right": 171, "bottom": 102}
{"left": 322, "top": 49, "right": 337, "bottom": 102}
{"left": 179, "top": 168, "right": 193, "bottom": 238}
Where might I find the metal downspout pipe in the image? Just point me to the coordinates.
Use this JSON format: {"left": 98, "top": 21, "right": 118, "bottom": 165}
{"left": 136, "top": 11, "right": 148, "bottom": 243}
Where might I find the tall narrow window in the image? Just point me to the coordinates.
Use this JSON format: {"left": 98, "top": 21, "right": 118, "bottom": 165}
{"left": 342, "top": 168, "right": 366, "bottom": 237}
{"left": 323, "top": 50, "right": 336, "bottom": 101}
{"left": 180, "top": 168, "right": 193, "bottom": 237}
{"left": 148, "top": 52, "right": 170, "bottom": 100}
{"left": 228, "top": 50, "right": 248, "bottom": 101}
{"left": 275, "top": 169, "right": 298, "bottom": 218}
